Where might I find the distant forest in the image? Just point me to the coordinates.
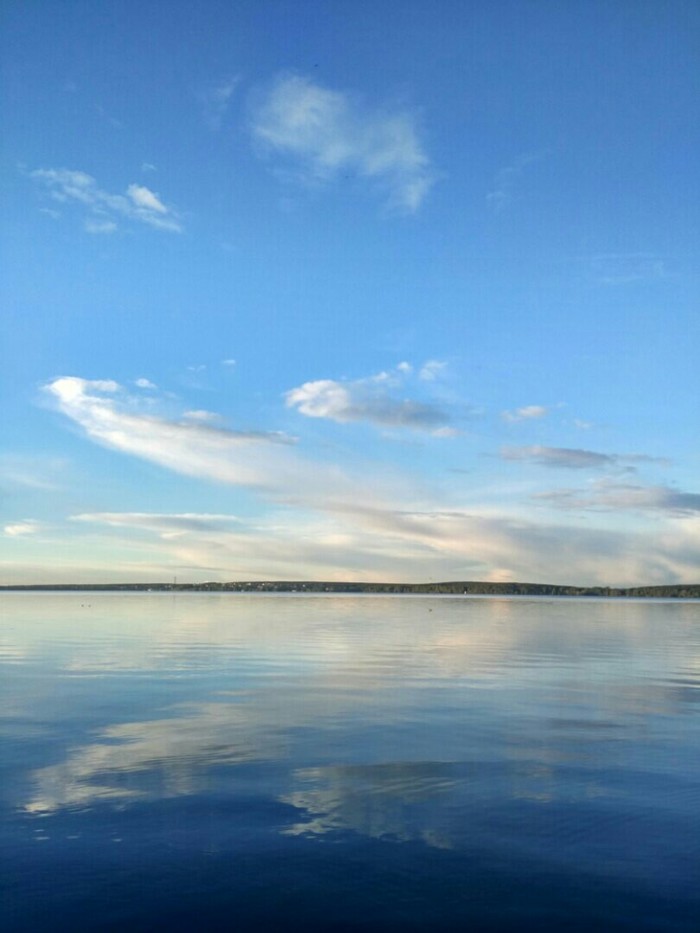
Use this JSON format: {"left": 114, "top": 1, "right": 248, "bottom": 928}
{"left": 2, "top": 581, "right": 699, "bottom": 598}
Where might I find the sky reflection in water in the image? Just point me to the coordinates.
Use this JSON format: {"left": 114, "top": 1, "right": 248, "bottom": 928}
{"left": 2, "top": 593, "right": 699, "bottom": 931}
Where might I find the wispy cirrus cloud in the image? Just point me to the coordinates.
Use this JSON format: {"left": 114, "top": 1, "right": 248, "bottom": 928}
{"left": 501, "top": 445, "right": 669, "bottom": 471}
{"left": 29, "top": 168, "right": 183, "bottom": 233}
{"left": 39, "top": 375, "right": 700, "bottom": 586}
{"left": 536, "top": 482, "right": 700, "bottom": 515}
{"left": 249, "top": 73, "right": 435, "bottom": 213}
{"left": 60, "top": 503, "right": 700, "bottom": 589}
{"left": 487, "top": 150, "right": 548, "bottom": 213}
{"left": 3, "top": 520, "right": 43, "bottom": 537}
{"left": 42, "top": 377, "right": 387, "bottom": 510}
{"left": 0, "top": 454, "right": 65, "bottom": 491}
{"left": 182, "top": 409, "right": 222, "bottom": 424}
{"left": 584, "top": 253, "right": 667, "bottom": 286}
{"left": 45, "top": 377, "right": 295, "bottom": 475}
{"left": 418, "top": 360, "right": 447, "bottom": 382}
{"left": 73, "top": 512, "right": 242, "bottom": 538}
{"left": 285, "top": 364, "right": 454, "bottom": 434}
{"left": 199, "top": 77, "right": 239, "bottom": 130}
{"left": 501, "top": 405, "right": 549, "bottom": 423}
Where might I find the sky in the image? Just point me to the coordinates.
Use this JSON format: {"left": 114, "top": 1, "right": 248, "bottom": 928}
{"left": 1, "top": 0, "right": 699, "bottom": 586}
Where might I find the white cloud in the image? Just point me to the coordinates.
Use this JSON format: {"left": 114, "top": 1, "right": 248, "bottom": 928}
{"left": 250, "top": 74, "right": 435, "bottom": 213}
{"left": 501, "top": 405, "right": 549, "bottom": 422}
{"left": 3, "top": 520, "right": 42, "bottom": 537}
{"left": 134, "top": 378, "right": 157, "bottom": 389}
{"left": 39, "top": 375, "right": 700, "bottom": 587}
{"left": 285, "top": 366, "right": 452, "bottom": 433}
{"left": 127, "top": 184, "right": 168, "bottom": 214}
{"left": 182, "top": 409, "right": 221, "bottom": 423}
{"left": 59, "top": 503, "right": 700, "bottom": 589}
{"left": 418, "top": 360, "right": 447, "bottom": 381}
{"left": 30, "top": 168, "right": 183, "bottom": 233}
{"left": 42, "top": 377, "right": 371, "bottom": 507}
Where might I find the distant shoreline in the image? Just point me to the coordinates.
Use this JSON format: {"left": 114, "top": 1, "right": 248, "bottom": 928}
{"left": 1, "top": 581, "right": 699, "bottom": 598}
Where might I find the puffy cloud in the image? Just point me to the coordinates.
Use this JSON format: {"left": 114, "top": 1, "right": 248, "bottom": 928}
{"left": 134, "top": 377, "right": 157, "bottom": 389}
{"left": 501, "top": 405, "right": 549, "bottom": 422}
{"left": 30, "top": 168, "right": 182, "bottom": 233}
{"left": 250, "top": 74, "right": 435, "bottom": 213}
{"left": 127, "top": 184, "right": 168, "bottom": 213}
{"left": 285, "top": 368, "right": 452, "bottom": 433}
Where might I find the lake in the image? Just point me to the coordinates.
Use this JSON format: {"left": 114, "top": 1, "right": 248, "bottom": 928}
{"left": 1, "top": 593, "right": 699, "bottom": 931}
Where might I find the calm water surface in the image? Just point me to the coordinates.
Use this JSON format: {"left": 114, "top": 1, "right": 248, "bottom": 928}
{"left": 1, "top": 593, "right": 699, "bottom": 931}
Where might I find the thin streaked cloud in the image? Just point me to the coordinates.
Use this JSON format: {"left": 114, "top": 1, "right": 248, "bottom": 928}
{"left": 501, "top": 446, "right": 669, "bottom": 472}
{"left": 38, "top": 374, "right": 700, "bottom": 586}
{"left": 73, "top": 512, "right": 243, "bottom": 537}
{"left": 501, "top": 405, "right": 549, "bottom": 423}
{"left": 199, "top": 77, "right": 239, "bottom": 130}
{"left": 29, "top": 168, "right": 183, "bottom": 233}
{"left": 3, "top": 520, "right": 43, "bottom": 537}
{"left": 536, "top": 482, "right": 700, "bottom": 515}
{"left": 487, "top": 150, "right": 548, "bottom": 213}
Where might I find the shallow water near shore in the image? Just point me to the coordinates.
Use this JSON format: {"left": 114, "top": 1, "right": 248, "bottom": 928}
{"left": 2, "top": 592, "right": 699, "bottom": 931}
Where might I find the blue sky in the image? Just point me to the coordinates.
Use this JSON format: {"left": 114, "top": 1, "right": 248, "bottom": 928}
{"left": 2, "top": 0, "right": 698, "bottom": 585}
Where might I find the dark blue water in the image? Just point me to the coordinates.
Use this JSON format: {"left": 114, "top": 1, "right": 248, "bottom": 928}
{"left": 1, "top": 593, "right": 699, "bottom": 931}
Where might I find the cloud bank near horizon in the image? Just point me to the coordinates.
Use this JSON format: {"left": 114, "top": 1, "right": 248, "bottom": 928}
{"left": 16, "top": 374, "right": 698, "bottom": 587}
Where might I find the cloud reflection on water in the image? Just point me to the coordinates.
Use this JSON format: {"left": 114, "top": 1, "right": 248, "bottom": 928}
{"left": 7, "top": 595, "right": 699, "bottom": 855}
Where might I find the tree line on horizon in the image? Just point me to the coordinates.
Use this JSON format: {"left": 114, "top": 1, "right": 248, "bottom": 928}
{"left": 2, "top": 581, "right": 699, "bottom": 598}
